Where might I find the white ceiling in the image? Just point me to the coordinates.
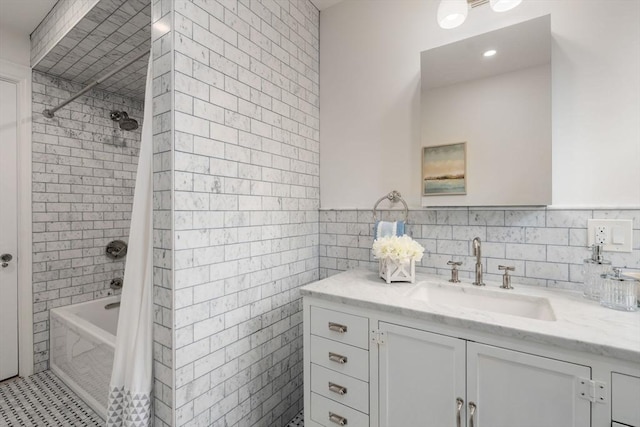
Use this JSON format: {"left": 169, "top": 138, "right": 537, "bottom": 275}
{"left": 310, "top": 0, "right": 344, "bottom": 11}
{"left": 0, "top": 0, "right": 57, "bottom": 36}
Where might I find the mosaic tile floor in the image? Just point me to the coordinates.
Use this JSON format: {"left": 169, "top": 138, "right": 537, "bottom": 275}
{"left": 0, "top": 371, "right": 103, "bottom": 426}
{"left": 286, "top": 410, "right": 304, "bottom": 427}
{"left": 1, "top": 370, "right": 303, "bottom": 427}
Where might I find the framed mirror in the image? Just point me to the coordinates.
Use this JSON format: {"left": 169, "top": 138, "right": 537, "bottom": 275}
{"left": 421, "top": 15, "right": 551, "bottom": 206}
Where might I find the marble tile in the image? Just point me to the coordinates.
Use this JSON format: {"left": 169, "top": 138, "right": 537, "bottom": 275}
{"left": 469, "top": 209, "right": 505, "bottom": 226}
{"left": 505, "top": 210, "right": 546, "bottom": 227}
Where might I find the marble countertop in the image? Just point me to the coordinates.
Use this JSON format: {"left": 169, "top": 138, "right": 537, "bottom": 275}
{"left": 300, "top": 268, "right": 640, "bottom": 363}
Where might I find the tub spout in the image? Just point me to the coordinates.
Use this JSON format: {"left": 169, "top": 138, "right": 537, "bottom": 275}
{"left": 105, "top": 302, "right": 120, "bottom": 310}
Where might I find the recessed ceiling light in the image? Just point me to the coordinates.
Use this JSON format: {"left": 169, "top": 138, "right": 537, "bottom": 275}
{"left": 483, "top": 49, "right": 497, "bottom": 57}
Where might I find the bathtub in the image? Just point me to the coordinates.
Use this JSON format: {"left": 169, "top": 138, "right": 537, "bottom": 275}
{"left": 50, "top": 295, "right": 120, "bottom": 420}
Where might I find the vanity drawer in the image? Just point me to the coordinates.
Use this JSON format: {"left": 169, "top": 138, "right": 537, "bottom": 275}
{"left": 612, "top": 372, "right": 640, "bottom": 427}
{"left": 311, "top": 306, "right": 369, "bottom": 350}
{"left": 311, "top": 392, "right": 369, "bottom": 427}
{"left": 310, "top": 335, "right": 369, "bottom": 381}
{"left": 311, "top": 364, "right": 369, "bottom": 413}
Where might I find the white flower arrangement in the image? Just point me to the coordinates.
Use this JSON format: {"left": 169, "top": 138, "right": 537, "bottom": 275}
{"left": 372, "top": 235, "right": 425, "bottom": 263}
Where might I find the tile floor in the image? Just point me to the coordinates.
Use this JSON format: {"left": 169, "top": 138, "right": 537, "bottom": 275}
{"left": 286, "top": 410, "right": 304, "bottom": 427}
{"left": 1, "top": 370, "right": 304, "bottom": 427}
{"left": 0, "top": 371, "right": 103, "bottom": 426}
{"left": 1, "top": 371, "right": 304, "bottom": 427}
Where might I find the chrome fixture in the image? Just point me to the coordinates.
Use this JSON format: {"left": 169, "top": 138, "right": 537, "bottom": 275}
{"left": 105, "top": 302, "right": 120, "bottom": 310}
{"left": 110, "top": 110, "right": 139, "bottom": 131}
{"left": 110, "top": 278, "right": 123, "bottom": 290}
{"left": 447, "top": 260, "right": 462, "bottom": 283}
{"left": 1, "top": 253, "right": 13, "bottom": 268}
{"left": 106, "top": 240, "right": 128, "bottom": 259}
{"left": 42, "top": 50, "right": 149, "bottom": 119}
{"left": 373, "top": 190, "right": 409, "bottom": 223}
{"left": 437, "top": 0, "right": 523, "bottom": 30}
{"left": 472, "top": 237, "right": 485, "bottom": 286}
{"left": 498, "top": 265, "right": 515, "bottom": 289}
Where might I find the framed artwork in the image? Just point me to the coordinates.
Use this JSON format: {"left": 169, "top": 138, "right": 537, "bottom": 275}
{"left": 422, "top": 142, "right": 467, "bottom": 196}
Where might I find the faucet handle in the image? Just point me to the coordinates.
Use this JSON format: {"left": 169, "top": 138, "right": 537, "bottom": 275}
{"left": 447, "top": 260, "right": 462, "bottom": 283}
{"left": 498, "top": 265, "right": 515, "bottom": 289}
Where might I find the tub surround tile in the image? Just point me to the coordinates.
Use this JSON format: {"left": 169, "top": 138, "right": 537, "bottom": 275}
{"left": 32, "top": 71, "right": 142, "bottom": 373}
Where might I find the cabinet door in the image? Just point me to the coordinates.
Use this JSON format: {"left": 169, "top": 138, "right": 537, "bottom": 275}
{"left": 379, "top": 322, "right": 466, "bottom": 427}
{"left": 467, "top": 342, "right": 591, "bottom": 427}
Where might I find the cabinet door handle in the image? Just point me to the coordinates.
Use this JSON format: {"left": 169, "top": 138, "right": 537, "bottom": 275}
{"left": 329, "top": 412, "right": 347, "bottom": 425}
{"left": 469, "top": 402, "right": 477, "bottom": 427}
{"left": 328, "top": 352, "right": 347, "bottom": 364}
{"left": 456, "top": 397, "right": 464, "bottom": 427}
{"left": 329, "top": 382, "right": 347, "bottom": 395}
{"left": 328, "top": 322, "right": 348, "bottom": 333}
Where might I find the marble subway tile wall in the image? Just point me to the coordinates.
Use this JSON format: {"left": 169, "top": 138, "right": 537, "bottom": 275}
{"left": 171, "top": 0, "right": 319, "bottom": 425}
{"left": 150, "top": 0, "right": 174, "bottom": 425}
{"left": 320, "top": 208, "right": 640, "bottom": 289}
{"left": 31, "top": 71, "right": 142, "bottom": 373}
{"left": 30, "top": 0, "right": 100, "bottom": 67}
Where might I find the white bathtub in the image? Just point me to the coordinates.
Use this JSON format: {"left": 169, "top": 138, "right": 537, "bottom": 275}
{"left": 50, "top": 295, "right": 120, "bottom": 420}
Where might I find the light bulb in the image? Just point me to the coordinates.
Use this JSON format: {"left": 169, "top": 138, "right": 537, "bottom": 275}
{"left": 437, "top": 0, "right": 469, "bottom": 29}
{"left": 483, "top": 49, "right": 497, "bottom": 57}
{"left": 489, "top": 0, "right": 523, "bottom": 12}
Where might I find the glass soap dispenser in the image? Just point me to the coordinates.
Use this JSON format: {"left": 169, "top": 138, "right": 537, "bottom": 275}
{"left": 583, "top": 244, "right": 611, "bottom": 300}
{"left": 600, "top": 268, "right": 639, "bottom": 312}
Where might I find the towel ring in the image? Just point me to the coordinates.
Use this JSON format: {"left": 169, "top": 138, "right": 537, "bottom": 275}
{"left": 373, "top": 190, "right": 409, "bottom": 223}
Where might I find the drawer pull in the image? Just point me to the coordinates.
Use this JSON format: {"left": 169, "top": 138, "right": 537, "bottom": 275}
{"left": 328, "top": 322, "right": 348, "bottom": 333}
{"left": 329, "top": 412, "right": 347, "bottom": 425}
{"left": 328, "top": 382, "right": 347, "bottom": 395}
{"left": 328, "top": 352, "right": 348, "bottom": 364}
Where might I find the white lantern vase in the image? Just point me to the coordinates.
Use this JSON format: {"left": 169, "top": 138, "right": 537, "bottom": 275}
{"left": 379, "top": 257, "right": 415, "bottom": 284}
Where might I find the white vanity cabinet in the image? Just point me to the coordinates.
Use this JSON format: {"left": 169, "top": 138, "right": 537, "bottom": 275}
{"left": 304, "top": 297, "right": 640, "bottom": 427}
{"left": 305, "top": 306, "right": 371, "bottom": 427}
{"left": 378, "top": 322, "right": 590, "bottom": 427}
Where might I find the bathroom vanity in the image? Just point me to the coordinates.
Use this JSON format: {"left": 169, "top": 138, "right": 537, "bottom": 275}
{"left": 301, "top": 269, "right": 640, "bottom": 427}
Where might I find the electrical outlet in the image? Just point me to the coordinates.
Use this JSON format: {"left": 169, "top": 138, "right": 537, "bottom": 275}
{"left": 587, "top": 219, "right": 633, "bottom": 252}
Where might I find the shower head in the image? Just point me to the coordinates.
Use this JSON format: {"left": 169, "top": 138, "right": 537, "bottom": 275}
{"left": 110, "top": 110, "right": 139, "bottom": 131}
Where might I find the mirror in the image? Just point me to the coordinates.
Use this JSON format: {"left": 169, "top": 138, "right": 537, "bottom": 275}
{"left": 421, "top": 15, "right": 551, "bottom": 206}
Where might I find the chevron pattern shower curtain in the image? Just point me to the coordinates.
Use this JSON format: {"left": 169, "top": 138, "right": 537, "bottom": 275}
{"left": 106, "top": 56, "right": 153, "bottom": 427}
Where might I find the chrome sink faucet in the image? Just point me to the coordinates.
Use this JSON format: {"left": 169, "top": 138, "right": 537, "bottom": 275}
{"left": 472, "top": 237, "right": 485, "bottom": 286}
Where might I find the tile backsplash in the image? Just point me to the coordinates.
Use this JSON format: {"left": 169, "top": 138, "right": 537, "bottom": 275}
{"left": 320, "top": 208, "right": 640, "bottom": 289}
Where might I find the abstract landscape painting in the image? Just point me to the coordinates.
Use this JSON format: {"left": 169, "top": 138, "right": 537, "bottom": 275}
{"left": 422, "top": 142, "right": 466, "bottom": 195}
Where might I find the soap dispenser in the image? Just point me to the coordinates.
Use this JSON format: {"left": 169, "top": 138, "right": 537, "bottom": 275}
{"left": 583, "top": 244, "right": 611, "bottom": 300}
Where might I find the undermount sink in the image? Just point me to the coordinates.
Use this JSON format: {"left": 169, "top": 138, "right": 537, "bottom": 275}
{"left": 405, "top": 282, "right": 557, "bottom": 321}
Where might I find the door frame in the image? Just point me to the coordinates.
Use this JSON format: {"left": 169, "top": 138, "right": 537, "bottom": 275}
{"left": 0, "top": 59, "right": 33, "bottom": 377}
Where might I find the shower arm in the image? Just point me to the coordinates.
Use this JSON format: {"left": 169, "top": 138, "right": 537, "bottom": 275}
{"left": 42, "top": 50, "right": 150, "bottom": 119}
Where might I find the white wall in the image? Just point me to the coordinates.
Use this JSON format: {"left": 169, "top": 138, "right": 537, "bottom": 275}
{"left": 0, "top": 27, "right": 30, "bottom": 66}
{"left": 320, "top": 0, "right": 640, "bottom": 209}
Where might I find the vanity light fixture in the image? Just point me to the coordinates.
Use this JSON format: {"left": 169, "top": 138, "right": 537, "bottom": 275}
{"left": 483, "top": 49, "right": 497, "bottom": 57}
{"left": 437, "top": 0, "right": 523, "bottom": 29}
{"left": 436, "top": 0, "right": 469, "bottom": 29}
{"left": 490, "top": 0, "right": 522, "bottom": 12}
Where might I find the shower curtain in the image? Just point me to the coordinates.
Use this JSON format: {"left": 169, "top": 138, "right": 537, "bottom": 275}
{"left": 106, "top": 57, "right": 153, "bottom": 427}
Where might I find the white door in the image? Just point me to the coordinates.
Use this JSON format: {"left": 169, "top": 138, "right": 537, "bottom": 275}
{"left": 379, "top": 322, "right": 466, "bottom": 427}
{"left": 0, "top": 78, "right": 19, "bottom": 381}
{"left": 467, "top": 342, "right": 591, "bottom": 427}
